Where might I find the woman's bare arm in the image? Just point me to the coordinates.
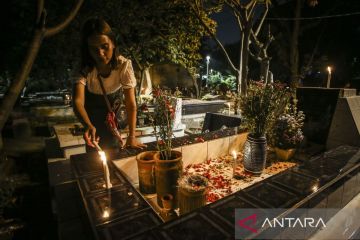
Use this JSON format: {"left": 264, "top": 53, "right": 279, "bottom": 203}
{"left": 73, "top": 83, "right": 97, "bottom": 146}
{"left": 123, "top": 87, "right": 146, "bottom": 149}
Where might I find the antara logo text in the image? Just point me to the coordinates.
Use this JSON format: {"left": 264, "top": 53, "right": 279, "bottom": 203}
{"left": 237, "top": 213, "right": 326, "bottom": 233}
{"left": 262, "top": 217, "right": 326, "bottom": 228}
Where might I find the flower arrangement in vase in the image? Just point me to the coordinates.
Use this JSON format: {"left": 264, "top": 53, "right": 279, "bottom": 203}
{"left": 149, "top": 87, "right": 183, "bottom": 208}
{"left": 271, "top": 98, "right": 305, "bottom": 161}
{"left": 239, "top": 80, "right": 290, "bottom": 174}
{"left": 151, "top": 87, "right": 177, "bottom": 160}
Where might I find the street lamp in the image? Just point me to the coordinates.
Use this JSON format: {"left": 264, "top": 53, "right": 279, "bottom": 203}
{"left": 206, "top": 55, "right": 210, "bottom": 87}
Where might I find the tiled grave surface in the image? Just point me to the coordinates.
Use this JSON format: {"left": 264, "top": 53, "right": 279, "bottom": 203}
{"left": 96, "top": 209, "right": 162, "bottom": 240}
{"left": 159, "top": 211, "right": 231, "bottom": 239}
{"left": 203, "top": 194, "right": 260, "bottom": 230}
{"left": 84, "top": 186, "right": 150, "bottom": 226}
{"left": 271, "top": 170, "right": 319, "bottom": 196}
{"left": 79, "top": 170, "right": 128, "bottom": 197}
{"left": 69, "top": 131, "right": 360, "bottom": 240}
{"left": 48, "top": 158, "right": 74, "bottom": 186}
{"left": 241, "top": 182, "right": 299, "bottom": 208}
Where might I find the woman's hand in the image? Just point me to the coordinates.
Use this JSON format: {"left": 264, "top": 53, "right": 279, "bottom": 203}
{"left": 125, "top": 136, "right": 147, "bottom": 149}
{"left": 84, "top": 125, "right": 99, "bottom": 147}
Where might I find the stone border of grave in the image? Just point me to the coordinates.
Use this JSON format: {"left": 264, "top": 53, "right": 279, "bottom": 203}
{"left": 66, "top": 126, "right": 360, "bottom": 240}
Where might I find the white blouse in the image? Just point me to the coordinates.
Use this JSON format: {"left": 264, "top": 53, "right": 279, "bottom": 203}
{"left": 73, "top": 55, "right": 137, "bottom": 94}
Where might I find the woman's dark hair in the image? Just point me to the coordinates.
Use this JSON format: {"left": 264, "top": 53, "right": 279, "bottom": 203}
{"left": 80, "top": 17, "right": 118, "bottom": 75}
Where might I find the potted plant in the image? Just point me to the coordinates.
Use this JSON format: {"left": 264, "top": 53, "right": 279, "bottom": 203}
{"left": 272, "top": 98, "right": 305, "bottom": 161}
{"left": 239, "top": 80, "right": 289, "bottom": 174}
{"left": 151, "top": 87, "right": 183, "bottom": 208}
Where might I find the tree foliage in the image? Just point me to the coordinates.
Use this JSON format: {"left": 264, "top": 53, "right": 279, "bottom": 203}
{"left": 179, "top": 0, "right": 273, "bottom": 95}
{"left": 1, "top": 0, "right": 217, "bottom": 96}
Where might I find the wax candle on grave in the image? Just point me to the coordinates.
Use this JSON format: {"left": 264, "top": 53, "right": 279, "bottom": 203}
{"left": 99, "top": 151, "right": 112, "bottom": 189}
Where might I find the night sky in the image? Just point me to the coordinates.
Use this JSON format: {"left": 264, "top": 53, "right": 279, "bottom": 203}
{"left": 212, "top": 6, "right": 240, "bottom": 45}
{"left": 207, "top": 1, "right": 360, "bottom": 87}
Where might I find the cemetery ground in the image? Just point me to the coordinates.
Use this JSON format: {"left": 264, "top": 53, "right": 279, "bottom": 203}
{"left": 1, "top": 109, "right": 58, "bottom": 240}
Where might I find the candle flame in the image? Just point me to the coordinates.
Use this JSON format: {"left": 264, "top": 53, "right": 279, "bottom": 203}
{"left": 99, "top": 151, "right": 107, "bottom": 163}
{"left": 327, "top": 66, "right": 331, "bottom": 74}
{"left": 232, "top": 150, "right": 237, "bottom": 159}
{"left": 102, "top": 209, "right": 110, "bottom": 218}
{"left": 312, "top": 184, "right": 319, "bottom": 193}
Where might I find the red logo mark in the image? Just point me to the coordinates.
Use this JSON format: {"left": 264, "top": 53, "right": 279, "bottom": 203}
{"left": 237, "top": 213, "right": 258, "bottom": 233}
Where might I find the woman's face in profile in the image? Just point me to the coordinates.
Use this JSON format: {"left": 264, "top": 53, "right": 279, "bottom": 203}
{"left": 87, "top": 34, "right": 114, "bottom": 67}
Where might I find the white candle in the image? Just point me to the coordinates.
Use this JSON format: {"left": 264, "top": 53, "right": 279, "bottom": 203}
{"left": 99, "top": 151, "right": 112, "bottom": 189}
{"left": 326, "top": 66, "right": 332, "bottom": 88}
{"left": 102, "top": 208, "right": 110, "bottom": 218}
{"left": 232, "top": 150, "right": 237, "bottom": 176}
{"left": 93, "top": 141, "right": 102, "bottom": 152}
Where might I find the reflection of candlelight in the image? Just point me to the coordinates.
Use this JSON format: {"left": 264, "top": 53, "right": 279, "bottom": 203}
{"left": 99, "top": 151, "right": 112, "bottom": 189}
{"left": 326, "top": 66, "right": 332, "bottom": 88}
{"left": 311, "top": 183, "right": 319, "bottom": 193}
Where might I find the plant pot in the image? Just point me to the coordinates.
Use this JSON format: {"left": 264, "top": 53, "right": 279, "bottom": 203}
{"left": 161, "top": 194, "right": 174, "bottom": 210}
{"left": 136, "top": 151, "right": 157, "bottom": 194}
{"left": 178, "top": 175, "right": 208, "bottom": 215}
{"left": 160, "top": 194, "right": 177, "bottom": 221}
{"left": 154, "top": 150, "right": 183, "bottom": 208}
{"left": 274, "top": 147, "right": 296, "bottom": 161}
{"left": 243, "top": 134, "right": 267, "bottom": 174}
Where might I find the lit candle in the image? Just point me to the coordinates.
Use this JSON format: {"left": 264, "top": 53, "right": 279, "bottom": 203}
{"left": 232, "top": 150, "right": 237, "bottom": 176}
{"left": 99, "top": 151, "right": 112, "bottom": 189}
{"left": 232, "top": 150, "right": 237, "bottom": 160}
{"left": 326, "top": 66, "right": 332, "bottom": 88}
{"left": 102, "top": 208, "right": 110, "bottom": 219}
{"left": 93, "top": 141, "right": 102, "bottom": 152}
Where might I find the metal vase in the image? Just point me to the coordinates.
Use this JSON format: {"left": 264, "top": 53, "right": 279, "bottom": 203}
{"left": 243, "top": 134, "right": 267, "bottom": 174}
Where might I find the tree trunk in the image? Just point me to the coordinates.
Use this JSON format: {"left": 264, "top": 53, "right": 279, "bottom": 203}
{"left": 192, "top": 75, "right": 199, "bottom": 98}
{"left": 238, "top": 31, "right": 244, "bottom": 95}
{"left": 290, "top": 0, "right": 302, "bottom": 87}
{"left": 0, "top": 0, "right": 83, "bottom": 154}
{"left": 0, "top": 29, "right": 44, "bottom": 132}
{"left": 240, "top": 27, "right": 251, "bottom": 95}
{"left": 261, "top": 58, "right": 270, "bottom": 84}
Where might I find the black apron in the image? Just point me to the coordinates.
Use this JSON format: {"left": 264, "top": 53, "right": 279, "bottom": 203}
{"left": 84, "top": 86, "right": 124, "bottom": 152}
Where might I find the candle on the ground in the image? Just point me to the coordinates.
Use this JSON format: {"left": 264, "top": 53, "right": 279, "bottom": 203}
{"left": 99, "top": 151, "right": 112, "bottom": 189}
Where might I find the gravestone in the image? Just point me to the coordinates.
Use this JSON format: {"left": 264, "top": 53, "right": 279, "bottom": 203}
{"left": 182, "top": 99, "right": 226, "bottom": 115}
{"left": 172, "top": 97, "right": 182, "bottom": 130}
{"left": 296, "top": 87, "right": 356, "bottom": 145}
{"left": 202, "top": 112, "right": 241, "bottom": 132}
{"left": 326, "top": 96, "right": 360, "bottom": 149}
